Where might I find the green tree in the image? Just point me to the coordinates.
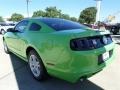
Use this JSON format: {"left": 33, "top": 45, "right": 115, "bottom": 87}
{"left": 78, "top": 18, "right": 85, "bottom": 24}
{"left": 60, "top": 14, "right": 70, "bottom": 20}
{"left": 0, "top": 16, "right": 4, "bottom": 22}
{"left": 32, "top": 10, "right": 46, "bottom": 17}
{"left": 32, "top": 6, "right": 78, "bottom": 22}
{"left": 32, "top": 7, "right": 61, "bottom": 18}
{"left": 45, "top": 6, "right": 61, "bottom": 18}
{"left": 70, "top": 17, "right": 77, "bottom": 22}
{"left": 78, "top": 7, "right": 97, "bottom": 24}
{"left": 9, "top": 13, "right": 24, "bottom": 22}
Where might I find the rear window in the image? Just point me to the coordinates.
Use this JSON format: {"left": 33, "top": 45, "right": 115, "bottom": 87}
{"left": 38, "top": 18, "right": 88, "bottom": 31}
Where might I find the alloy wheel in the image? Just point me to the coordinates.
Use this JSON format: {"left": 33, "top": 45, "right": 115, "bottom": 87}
{"left": 29, "top": 55, "right": 41, "bottom": 77}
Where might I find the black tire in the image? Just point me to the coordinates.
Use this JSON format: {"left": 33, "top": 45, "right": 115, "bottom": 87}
{"left": 3, "top": 40, "right": 10, "bottom": 54}
{"left": 1, "top": 29, "right": 6, "bottom": 35}
{"left": 113, "top": 32, "right": 117, "bottom": 35}
{"left": 28, "top": 50, "right": 47, "bottom": 81}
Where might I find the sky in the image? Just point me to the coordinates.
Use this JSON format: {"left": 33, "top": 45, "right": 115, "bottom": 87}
{"left": 0, "top": 0, "right": 120, "bottom": 22}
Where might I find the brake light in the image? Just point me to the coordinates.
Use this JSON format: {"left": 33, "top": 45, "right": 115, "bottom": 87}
{"left": 70, "top": 35, "right": 113, "bottom": 51}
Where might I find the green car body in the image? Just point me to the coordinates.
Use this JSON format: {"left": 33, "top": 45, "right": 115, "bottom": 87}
{"left": 3, "top": 18, "right": 115, "bottom": 83}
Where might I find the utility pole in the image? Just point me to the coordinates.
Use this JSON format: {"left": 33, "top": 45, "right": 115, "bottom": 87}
{"left": 26, "top": 0, "right": 30, "bottom": 17}
{"left": 95, "top": 0, "right": 102, "bottom": 23}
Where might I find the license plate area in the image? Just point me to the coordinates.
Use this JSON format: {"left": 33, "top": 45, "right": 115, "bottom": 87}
{"left": 98, "top": 50, "right": 113, "bottom": 65}
{"left": 102, "top": 52, "right": 109, "bottom": 61}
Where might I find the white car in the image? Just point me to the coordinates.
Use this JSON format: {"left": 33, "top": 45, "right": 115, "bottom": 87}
{"left": 0, "top": 23, "right": 15, "bottom": 34}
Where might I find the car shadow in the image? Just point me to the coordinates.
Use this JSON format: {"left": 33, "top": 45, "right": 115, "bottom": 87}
{"left": 9, "top": 53, "right": 104, "bottom": 90}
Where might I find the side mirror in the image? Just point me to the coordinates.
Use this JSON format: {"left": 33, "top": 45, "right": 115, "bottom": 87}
{"left": 7, "top": 28, "right": 19, "bottom": 32}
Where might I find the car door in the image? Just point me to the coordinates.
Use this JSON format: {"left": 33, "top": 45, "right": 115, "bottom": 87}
{"left": 9, "top": 20, "right": 29, "bottom": 56}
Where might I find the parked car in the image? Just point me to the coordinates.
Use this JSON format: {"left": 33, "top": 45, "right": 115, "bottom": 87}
{"left": 83, "top": 23, "right": 103, "bottom": 30}
{"left": 3, "top": 18, "right": 115, "bottom": 83}
{"left": 83, "top": 24, "right": 93, "bottom": 28}
{"left": 0, "top": 23, "right": 15, "bottom": 34}
{"left": 106, "top": 23, "right": 120, "bottom": 35}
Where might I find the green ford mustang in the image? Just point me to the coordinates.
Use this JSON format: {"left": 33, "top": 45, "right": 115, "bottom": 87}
{"left": 3, "top": 18, "right": 115, "bottom": 83}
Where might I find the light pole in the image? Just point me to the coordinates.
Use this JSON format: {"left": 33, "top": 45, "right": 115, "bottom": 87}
{"left": 95, "top": 0, "right": 102, "bottom": 23}
{"left": 26, "top": 0, "right": 30, "bottom": 17}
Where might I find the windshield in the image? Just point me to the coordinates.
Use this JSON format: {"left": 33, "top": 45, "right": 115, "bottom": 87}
{"left": 39, "top": 18, "right": 89, "bottom": 31}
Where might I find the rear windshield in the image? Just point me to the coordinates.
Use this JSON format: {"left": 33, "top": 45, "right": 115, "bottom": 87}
{"left": 39, "top": 18, "right": 88, "bottom": 31}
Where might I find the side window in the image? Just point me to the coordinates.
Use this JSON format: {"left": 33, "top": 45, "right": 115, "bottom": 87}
{"left": 29, "top": 23, "right": 41, "bottom": 31}
{"left": 15, "top": 20, "right": 29, "bottom": 32}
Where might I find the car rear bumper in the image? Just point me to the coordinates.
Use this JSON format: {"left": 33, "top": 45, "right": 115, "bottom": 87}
{"left": 47, "top": 43, "right": 115, "bottom": 83}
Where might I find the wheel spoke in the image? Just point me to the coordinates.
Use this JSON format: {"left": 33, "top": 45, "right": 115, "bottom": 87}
{"left": 29, "top": 54, "right": 41, "bottom": 77}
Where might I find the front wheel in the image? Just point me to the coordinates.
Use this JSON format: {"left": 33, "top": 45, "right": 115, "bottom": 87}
{"left": 28, "top": 50, "right": 47, "bottom": 81}
{"left": 1, "top": 29, "right": 6, "bottom": 35}
{"left": 3, "top": 40, "right": 10, "bottom": 54}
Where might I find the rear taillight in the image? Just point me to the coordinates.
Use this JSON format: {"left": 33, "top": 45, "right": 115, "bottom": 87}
{"left": 70, "top": 38, "right": 94, "bottom": 51}
{"left": 70, "top": 35, "right": 113, "bottom": 51}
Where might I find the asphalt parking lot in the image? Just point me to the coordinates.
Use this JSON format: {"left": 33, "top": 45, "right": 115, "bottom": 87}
{"left": 0, "top": 35, "right": 120, "bottom": 90}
